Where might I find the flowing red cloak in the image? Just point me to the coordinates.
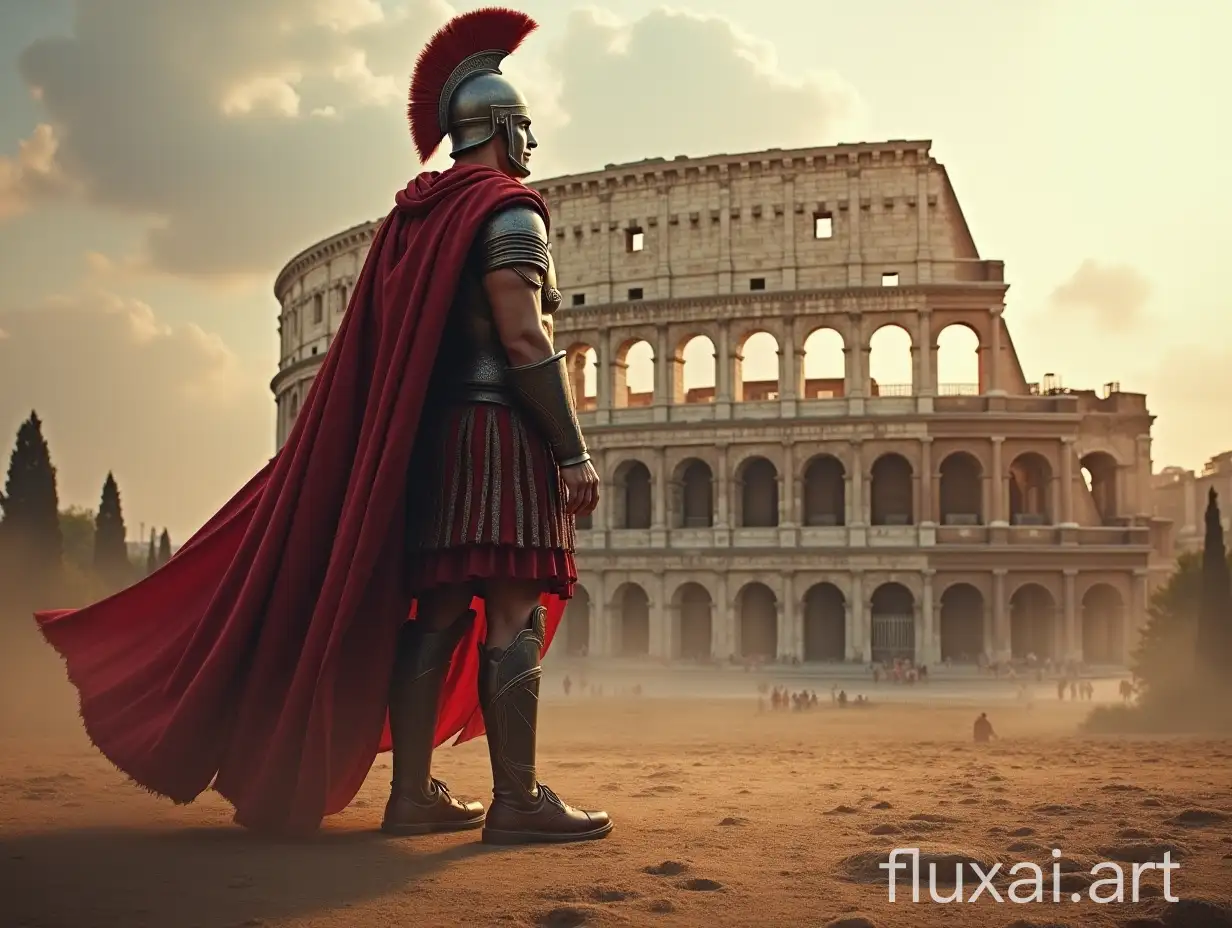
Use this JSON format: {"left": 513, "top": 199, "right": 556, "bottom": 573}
{"left": 34, "top": 164, "right": 565, "bottom": 836}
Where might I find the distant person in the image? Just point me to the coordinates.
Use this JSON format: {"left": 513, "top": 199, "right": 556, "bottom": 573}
{"left": 837, "top": 689, "right": 848, "bottom": 708}
{"left": 973, "top": 712, "right": 996, "bottom": 743}
{"left": 563, "top": 675, "right": 572, "bottom": 697}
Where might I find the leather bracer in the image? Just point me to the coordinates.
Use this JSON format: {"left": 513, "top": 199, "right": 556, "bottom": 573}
{"left": 507, "top": 351, "right": 590, "bottom": 468}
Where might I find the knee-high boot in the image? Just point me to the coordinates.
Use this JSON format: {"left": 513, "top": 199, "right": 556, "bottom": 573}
{"left": 478, "top": 605, "right": 612, "bottom": 845}
{"left": 382, "top": 612, "right": 486, "bottom": 835}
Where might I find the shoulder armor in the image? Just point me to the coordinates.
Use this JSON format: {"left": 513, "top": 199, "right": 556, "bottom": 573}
{"left": 477, "top": 205, "right": 549, "bottom": 276}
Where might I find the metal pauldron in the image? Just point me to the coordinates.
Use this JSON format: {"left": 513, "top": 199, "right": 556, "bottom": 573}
{"left": 506, "top": 351, "right": 590, "bottom": 468}
{"left": 478, "top": 207, "right": 550, "bottom": 276}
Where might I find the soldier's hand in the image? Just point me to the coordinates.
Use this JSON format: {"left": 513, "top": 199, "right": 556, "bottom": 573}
{"left": 560, "top": 459, "right": 600, "bottom": 517}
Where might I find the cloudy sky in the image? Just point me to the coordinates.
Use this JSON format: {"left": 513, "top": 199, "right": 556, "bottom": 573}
{"left": 0, "top": 0, "right": 1228, "bottom": 541}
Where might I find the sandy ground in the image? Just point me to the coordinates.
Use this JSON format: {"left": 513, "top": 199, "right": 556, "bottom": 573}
{"left": 2, "top": 638, "right": 1231, "bottom": 928}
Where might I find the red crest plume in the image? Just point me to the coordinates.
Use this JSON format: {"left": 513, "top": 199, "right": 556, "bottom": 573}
{"left": 408, "top": 7, "right": 538, "bottom": 162}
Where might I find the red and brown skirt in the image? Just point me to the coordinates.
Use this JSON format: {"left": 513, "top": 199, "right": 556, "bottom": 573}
{"left": 405, "top": 401, "right": 576, "bottom": 598}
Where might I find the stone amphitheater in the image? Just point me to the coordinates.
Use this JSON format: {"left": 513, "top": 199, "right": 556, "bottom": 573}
{"left": 272, "top": 140, "right": 1171, "bottom": 668}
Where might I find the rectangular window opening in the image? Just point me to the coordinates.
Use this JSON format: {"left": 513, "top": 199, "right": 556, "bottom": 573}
{"left": 312, "top": 293, "right": 324, "bottom": 324}
{"left": 750, "top": 277, "right": 766, "bottom": 291}
{"left": 628, "top": 287, "right": 644, "bottom": 301}
{"left": 571, "top": 293, "right": 586, "bottom": 307}
{"left": 881, "top": 272, "right": 900, "bottom": 287}
{"left": 626, "top": 227, "right": 645, "bottom": 253}
{"left": 814, "top": 212, "right": 833, "bottom": 239}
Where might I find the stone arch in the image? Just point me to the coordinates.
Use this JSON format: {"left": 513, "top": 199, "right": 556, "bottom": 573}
{"left": 868, "top": 323, "right": 913, "bottom": 396}
{"left": 563, "top": 584, "right": 591, "bottom": 656}
{"left": 939, "top": 583, "right": 984, "bottom": 662}
{"left": 737, "top": 455, "right": 779, "bottom": 528}
{"left": 737, "top": 581, "right": 777, "bottom": 658}
{"left": 938, "top": 451, "right": 983, "bottom": 525}
{"left": 870, "top": 453, "right": 914, "bottom": 526}
{"left": 801, "top": 327, "right": 846, "bottom": 398}
{"left": 563, "top": 341, "right": 598, "bottom": 412}
{"left": 673, "top": 458, "right": 714, "bottom": 528}
{"left": 870, "top": 582, "right": 916, "bottom": 663}
{"left": 1080, "top": 451, "right": 1120, "bottom": 525}
{"left": 614, "top": 337, "right": 654, "bottom": 409}
{"left": 1009, "top": 452, "right": 1052, "bottom": 525}
{"left": 678, "top": 334, "right": 717, "bottom": 404}
{"left": 802, "top": 454, "right": 846, "bottom": 526}
{"left": 613, "top": 582, "right": 651, "bottom": 657}
{"left": 612, "top": 459, "right": 652, "bottom": 529}
{"left": 803, "top": 582, "right": 846, "bottom": 661}
{"left": 674, "top": 581, "right": 713, "bottom": 659}
{"left": 1010, "top": 583, "right": 1057, "bottom": 660}
{"left": 1082, "top": 583, "right": 1125, "bottom": 664}
{"left": 735, "top": 330, "right": 780, "bottom": 401}
{"left": 936, "top": 323, "right": 981, "bottom": 394}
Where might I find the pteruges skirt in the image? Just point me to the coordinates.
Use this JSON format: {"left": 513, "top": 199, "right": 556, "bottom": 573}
{"left": 405, "top": 401, "right": 576, "bottom": 598}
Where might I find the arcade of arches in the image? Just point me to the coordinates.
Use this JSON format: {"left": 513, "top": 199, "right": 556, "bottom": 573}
{"left": 579, "top": 443, "right": 1141, "bottom": 532}
{"left": 557, "top": 572, "right": 1146, "bottom": 666}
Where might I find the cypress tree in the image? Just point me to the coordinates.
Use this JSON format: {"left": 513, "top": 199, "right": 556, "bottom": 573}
{"left": 146, "top": 528, "right": 158, "bottom": 576}
{"left": 93, "top": 472, "right": 129, "bottom": 579}
{"left": 158, "top": 528, "right": 172, "bottom": 566}
{"left": 1197, "top": 488, "right": 1232, "bottom": 681}
{"left": 0, "top": 411, "right": 63, "bottom": 581}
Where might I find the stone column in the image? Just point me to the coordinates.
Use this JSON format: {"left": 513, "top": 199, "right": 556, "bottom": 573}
{"left": 651, "top": 447, "right": 667, "bottom": 546}
{"left": 987, "top": 306, "right": 1004, "bottom": 395}
{"left": 781, "top": 571, "right": 799, "bottom": 660}
{"left": 915, "top": 166, "right": 932, "bottom": 283}
{"left": 781, "top": 174, "right": 798, "bottom": 289}
{"left": 654, "top": 184, "right": 671, "bottom": 298}
{"left": 650, "top": 571, "right": 667, "bottom": 659}
{"left": 850, "top": 439, "right": 866, "bottom": 526}
{"left": 598, "top": 191, "right": 614, "bottom": 304}
{"left": 1135, "top": 434, "right": 1152, "bottom": 517}
{"left": 779, "top": 322, "right": 799, "bottom": 406}
{"left": 1062, "top": 569, "right": 1078, "bottom": 661}
{"left": 715, "top": 320, "right": 733, "bottom": 417}
{"left": 850, "top": 570, "right": 867, "bottom": 661}
{"left": 846, "top": 169, "right": 862, "bottom": 286}
{"left": 590, "top": 571, "right": 607, "bottom": 657}
{"left": 915, "top": 309, "right": 934, "bottom": 397}
{"left": 653, "top": 323, "right": 671, "bottom": 422}
{"left": 918, "top": 436, "right": 934, "bottom": 525}
{"left": 597, "top": 326, "right": 614, "bottom": 424}
{"left": 921, "top": 569, "right": 937, "bottom": 664}
{"left": 1060, "top": 437, "right": 1076, "bottom": 526}
{"left": 717, "top": 179, "right": 733, "bottom": 294}
{"left": 779, "top": 440, "right": 796, "bottom": 528}
{"left": 715, "top": 443, "right": 731, "bottom": 529}
{"left": 992, "top": 569, "right": 1010, "bottom": 660}
{"left": 713, "top": 572, "right": 730, "bottom": 659}
{"left": 991, "top": 436, "right": 1006, "bottom": 525}
{"left": 1131, "top": 570, "right": 1150, "bottom": 663}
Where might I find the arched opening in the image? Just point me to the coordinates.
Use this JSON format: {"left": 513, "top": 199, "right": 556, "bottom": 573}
{"left": 614, "top": 338, "right": 654, "bottom": 408}
{"left": 939, "top": 583, "right": 984, "bottom": 662}
{"left": 1010, "top": 583, "right": 1057, "bottom": 660}
{"left": 614, "top": 583, "right": 651, "bottom": 657}
{"left": 738, "top": 456, "right": 779, "bottom": 528}
{"left": 801, "top": 327, "right": 846, "bottom": 398}
{"left": 613, "top": 459, "right": 652, "bottom": 529}
{"left": 868, "top": 324, "right": 913, "bottom": 396}
{"left": 737, "top": 582, "right": 777, "bottom": 658}
{"left": 871, "top": 582, "right": 916, "bottom": 663}
{"left": 1009, "top": 452, "right": 1052, "bottom": 525}
{"left": 1080, "top": 452, "right": 1120, "bottom": 525}
{"left": 938, "top": 452, "right": 983, "bottom": 525}
{"left": 562, "top": 584, "right": 591, "bottom": 655}
{"left": 802, "top": 454, "right": 845, "bottom": 526}
{"left": 679, "top": 334, "right": 717, "bottom": 404}
{"left": 936, "top": 323, "right": 981, "bottom": 395}
{"left": 675, "top": 582, "right": 713, "bottom": 659}
{"left": 673, "top": 458, "right": 714, "bottom": 528}
{"left": 803, "top": 583, "right": 845, "bottom": 661}
{"left": 735, "top": 330, "right": 780, "bottom": 401}
{"left": 289, "top": 391, "right": 300, "bottom": 420}
{"left": 564, "top": 342, "right": 598, "bottom": 412}
{"left": 870, "top": 453, "right": 914, "bottom": 526}
{"left": 1082, "top": 583, "right": 1125, "bottom": 664}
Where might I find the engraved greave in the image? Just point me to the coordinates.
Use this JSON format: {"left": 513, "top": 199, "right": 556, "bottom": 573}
{"left": 478, "top": 606, "right": 546, "bottom": 805}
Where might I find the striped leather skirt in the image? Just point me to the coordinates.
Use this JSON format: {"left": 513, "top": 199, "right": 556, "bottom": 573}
{"left": 405, "top": 401, "right": 576, "bottom": 597}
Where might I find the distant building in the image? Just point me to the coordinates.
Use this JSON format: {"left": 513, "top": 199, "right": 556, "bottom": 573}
{"left": 1152, "top": 452, "right": 1232, "bottom": 554}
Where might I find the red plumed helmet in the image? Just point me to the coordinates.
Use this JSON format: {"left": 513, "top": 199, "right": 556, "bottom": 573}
{"left": 408, "top": 7, "right": 538, "bottom": 162}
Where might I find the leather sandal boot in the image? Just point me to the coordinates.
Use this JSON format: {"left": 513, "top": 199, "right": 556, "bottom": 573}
{"left": 479, "top": 605, "right": 612, "bottom": 845}
{"left": 381, "top": 612, "right": 486, "bottom": 835}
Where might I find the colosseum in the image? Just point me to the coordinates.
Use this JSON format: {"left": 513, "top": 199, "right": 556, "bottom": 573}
{"left": 272, "top": 140, "right": 1172, "bottom": 668}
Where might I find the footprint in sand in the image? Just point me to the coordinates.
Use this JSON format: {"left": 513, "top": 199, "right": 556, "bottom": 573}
{"left": 678, "top": 878, "right": 724, "bottom": 892}
{"left": 1171, "top": 808, "right": 1230, "bottom": 828}
{"left": 643, "top": 860, "right": 689, "bottom": 877}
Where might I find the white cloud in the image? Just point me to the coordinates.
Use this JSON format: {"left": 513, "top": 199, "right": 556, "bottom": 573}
{"left": 1046, "top": 259, "right": 1153, "bottom": 330}
{"left": 0, "top": 123, "right": 74, "bottom": 220}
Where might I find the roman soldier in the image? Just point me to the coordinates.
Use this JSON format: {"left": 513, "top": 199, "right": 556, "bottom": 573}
{"left": 33, "top": 7, "right": 609, "bottom": 842}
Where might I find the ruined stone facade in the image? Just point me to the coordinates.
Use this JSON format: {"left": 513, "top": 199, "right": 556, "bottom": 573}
{"left": 272, "top": 140, "right": 1167, "bottom": 667}
{"left": 1153, "top": 451, "right": 1232, "bottom": 554}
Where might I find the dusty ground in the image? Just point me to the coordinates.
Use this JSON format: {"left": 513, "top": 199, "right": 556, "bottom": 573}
{"left": 1, "top": 642, "right": 1231, "bottom": 928}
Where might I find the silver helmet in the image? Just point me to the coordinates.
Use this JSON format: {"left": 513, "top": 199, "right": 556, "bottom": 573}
{"left": 444, "top": 61, "right": 537, "bottom": 177}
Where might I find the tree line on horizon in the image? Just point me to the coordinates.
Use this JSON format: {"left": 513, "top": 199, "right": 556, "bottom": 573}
{"left": 0, "top": 411, "right": 173, "bottom": 612}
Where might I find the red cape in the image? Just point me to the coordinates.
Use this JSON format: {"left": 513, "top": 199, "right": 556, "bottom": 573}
{"left": 35, "top": 164, "right": 565, "bottom": 836}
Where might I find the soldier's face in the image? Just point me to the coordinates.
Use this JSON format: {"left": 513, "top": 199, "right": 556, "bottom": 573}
{"left": 505, "top": 116, "right": 536, "bottom": 178}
